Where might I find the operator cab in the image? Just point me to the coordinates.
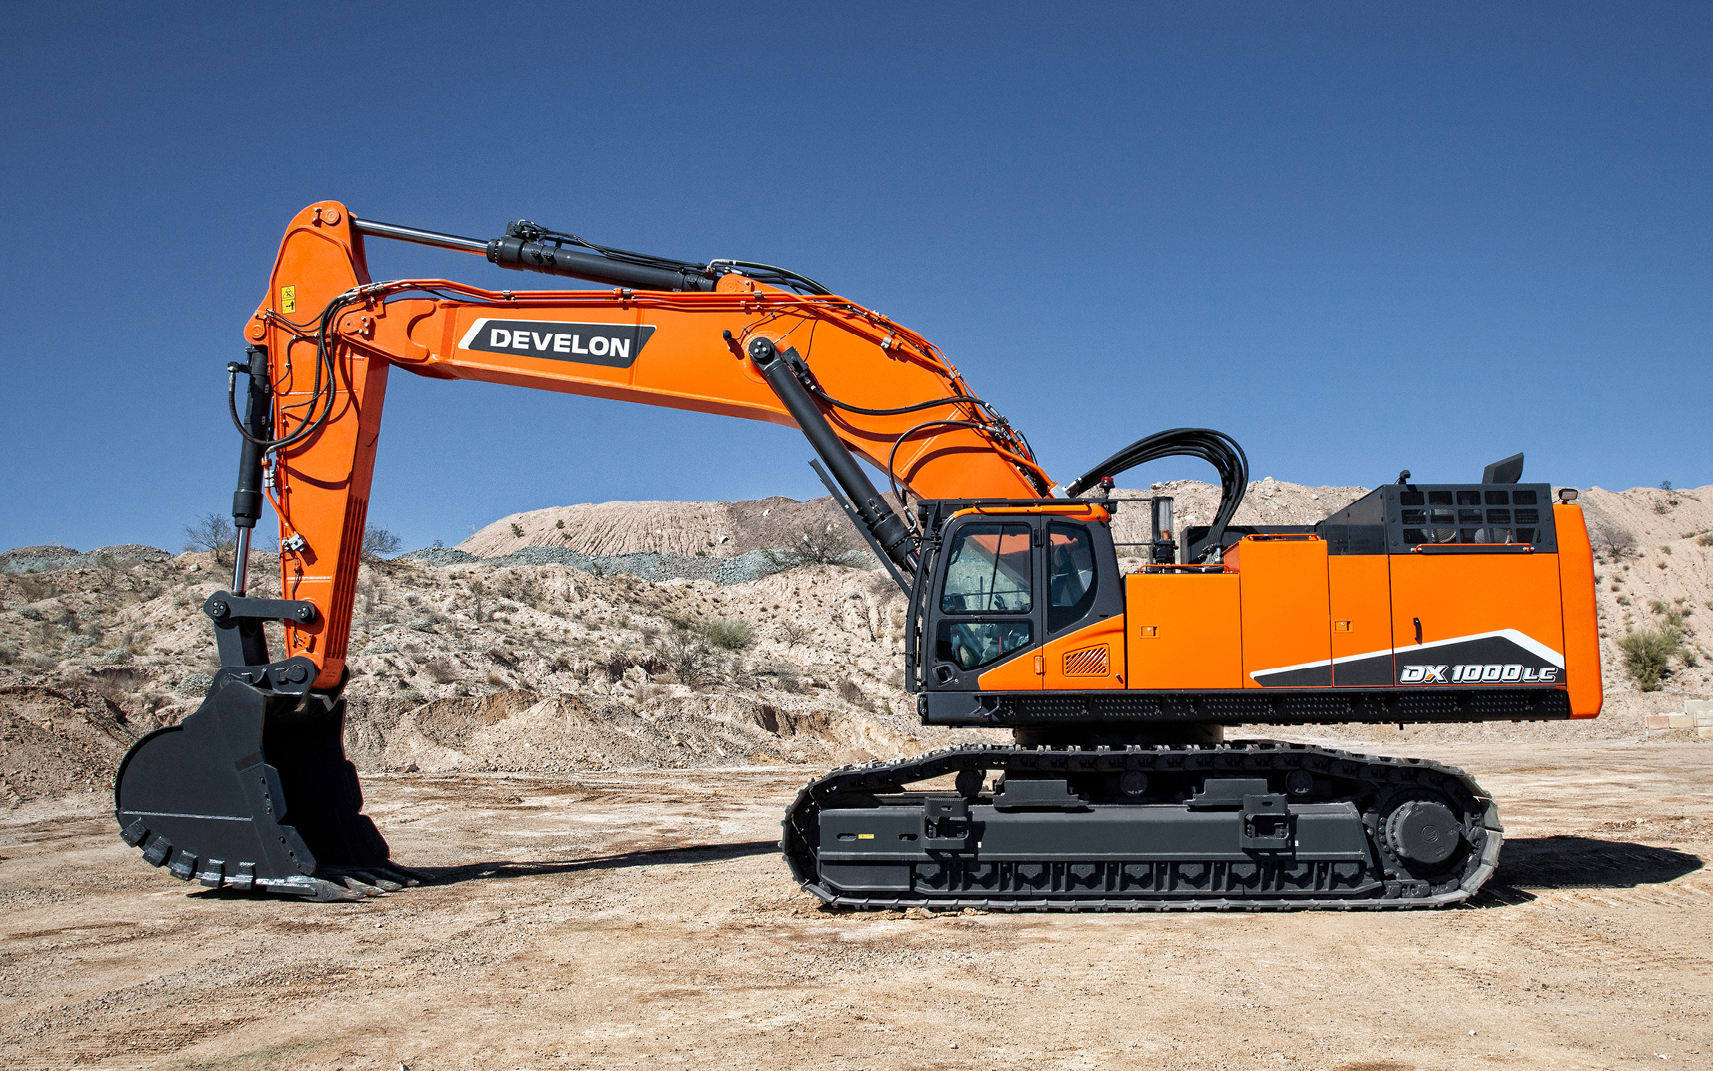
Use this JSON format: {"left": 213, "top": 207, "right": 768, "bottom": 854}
{"left": 910, "top": 502, "right": 1124, "bottom": 692}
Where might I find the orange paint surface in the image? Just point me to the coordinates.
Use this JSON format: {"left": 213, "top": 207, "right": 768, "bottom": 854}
{"left": 251, "top": 201, "right": 1053, "bottom": 690}
{"left": 1554, "top": 503, "right": 1603, "bottom": 717}
{"left": 1329, "top": 555, "right": 1393, "bottom": 685}
{"left": 1226, "top": 537, "right": 1330, "bottom": 687}
{"left": 1124, "top": 572, "right": 1243, "bottom": 689}
{"left": 1040, "top": 616, "right": 1127, "bottom": 690}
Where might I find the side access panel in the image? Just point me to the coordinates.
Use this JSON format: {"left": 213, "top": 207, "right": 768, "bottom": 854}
{"left": 1390, "top": 552, "right": 1566, "bottom": 684}
{"left": 1124, "top": 572, "right": 1243, "bottom": 689}
{"left": 1329, "top": 555, "right": 1394, "bottom": 686}
{"left": 1231, "top": 538, "right": 1332, "bottom": 688}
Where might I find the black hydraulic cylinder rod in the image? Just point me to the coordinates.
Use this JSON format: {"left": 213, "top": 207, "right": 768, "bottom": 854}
{"left": 485, "top": 235, "right": 717, "bottom": 292}
{"left": 349, "top": 216, "right": 490, "bottom": 254}
{"left": 745, "top": 337, "right": 917, "bottom": 576}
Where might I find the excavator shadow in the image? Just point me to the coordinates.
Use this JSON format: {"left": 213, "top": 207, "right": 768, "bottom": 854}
{"left": 1465, "top": 835, "right": 1704, "bottom": 907}
{"left": 403, "top": 839, "right": 782, "bottom": 887}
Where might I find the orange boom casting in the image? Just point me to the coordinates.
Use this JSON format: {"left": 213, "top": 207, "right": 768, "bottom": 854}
{"left": 114, "top": 201, "right": 1600, "bottom": 909}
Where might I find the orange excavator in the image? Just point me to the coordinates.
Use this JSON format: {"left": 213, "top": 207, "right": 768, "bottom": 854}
{"left": 114, "top": 201, "right": 1602, "bottom": 908}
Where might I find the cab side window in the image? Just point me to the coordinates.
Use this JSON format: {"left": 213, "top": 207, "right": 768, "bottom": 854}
{"left": 937, "top": 523, "right": 1034, "bottom": 670}
{"left": 940, "top": 524, "right": 1033, "bottom": 613}
{"left": 1047, "top": 523, "right": 1096, "bottom": 633}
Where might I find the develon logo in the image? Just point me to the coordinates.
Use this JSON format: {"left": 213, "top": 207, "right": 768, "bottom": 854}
{"left": 457, "top": 318, "right": 657, "bottom": 369}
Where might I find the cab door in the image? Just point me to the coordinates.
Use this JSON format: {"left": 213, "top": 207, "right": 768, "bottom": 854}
{"left": 1038, "top": 521, "right": 1127, "bottom": 690}
{"left": 925, "top": 519, "right": 1041, "bottom": 690}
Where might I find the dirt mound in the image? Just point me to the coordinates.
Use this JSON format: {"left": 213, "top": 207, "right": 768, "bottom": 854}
{"left": 0, "top": 544, "right": 171, "bottom": 575}
{"left": 461, "top": 496, "right": 851, "bottom": 560}
{"left": 344, "top": 688, "right": 942, "bottom": 774}
{"left": 0, "top": 683, "right": 137, "bottom": 804}
{"left": 2, "top": 479, "right": 1708, "bottom": 807}
{"left": 1105, "top": 478, "right": 1369, "bottom": 549}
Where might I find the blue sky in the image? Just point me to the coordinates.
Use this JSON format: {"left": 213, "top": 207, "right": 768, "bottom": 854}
{"left": 1, "top": 4, "right": 1708, "bottom": 554}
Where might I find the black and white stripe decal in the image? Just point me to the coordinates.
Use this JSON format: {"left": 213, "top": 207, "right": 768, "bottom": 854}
{"left": 1250, "top": 628, "right": 1564, "bottom": 688}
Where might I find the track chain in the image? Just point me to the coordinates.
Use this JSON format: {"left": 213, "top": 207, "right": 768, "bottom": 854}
{"left": 781, "top": 739, "right": 1503, "bottom": 911}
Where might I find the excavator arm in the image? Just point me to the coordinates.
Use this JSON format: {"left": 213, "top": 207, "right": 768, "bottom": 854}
{"left": 246, "top": 201, "right": 1051, "bottom": 691}
{"left": 112, "top": 201, "right": 1055, "bottom": 899}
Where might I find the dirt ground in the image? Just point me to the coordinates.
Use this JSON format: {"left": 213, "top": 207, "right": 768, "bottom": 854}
{"left": 3, "top": 737, "right": 1709, "bottom": 1071}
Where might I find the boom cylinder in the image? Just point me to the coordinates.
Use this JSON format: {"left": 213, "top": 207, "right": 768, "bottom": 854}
{"left": 350, "top": 215, "right": 716, "bottom": 291}
{"left": 746, "top": 337, "right": 917, "bottom": 576}
{"left": 485, "top": 235, "right": 717, "bottom": 292}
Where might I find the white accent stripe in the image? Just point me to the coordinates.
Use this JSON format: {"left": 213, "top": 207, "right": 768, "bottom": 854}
{"left": 124, "top": 811, "right": 253, "bottom": 822}
{"left": 457, "top": 318, "right": 491, "bottom": 351}
{"left": 1248, "top": 628, "right": 1564, "bottom": 682}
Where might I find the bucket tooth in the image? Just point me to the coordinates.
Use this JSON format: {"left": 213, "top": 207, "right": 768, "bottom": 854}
{"left": 141, "top": 836, "right": 171, "bottom": 867}
{"left": 167, "top": 849, "right": 197, "bottom": 881}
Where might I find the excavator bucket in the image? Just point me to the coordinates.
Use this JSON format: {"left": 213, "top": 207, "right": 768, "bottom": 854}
{"left": 114, "top": 676, "right": 416, "bottom": 900}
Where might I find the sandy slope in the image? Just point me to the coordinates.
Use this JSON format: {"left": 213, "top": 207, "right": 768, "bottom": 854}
{"left": 0, "top": 481, "right": 1707, "bottom": 801}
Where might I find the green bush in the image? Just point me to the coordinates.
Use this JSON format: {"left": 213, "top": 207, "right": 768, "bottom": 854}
{"left": 1618, "top": 622, "right": 1686, "bottom": 692}
{"left": 703, "top": 619, "right": 755, "bottom": 651}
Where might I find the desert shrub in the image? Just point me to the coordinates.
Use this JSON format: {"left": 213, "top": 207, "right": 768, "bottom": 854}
{"left": 494, "top": 570, "right": 543, "bottom": 604}
{"left": 423, "top": 657, "right": 459, "bottom": 683}
{"left": 184, "top": 512, "right": 237, "bottom": 564}
{"left": 7, "top": 574, "right": 59, "bottom": 601}
{"left": 837, "top": 678, "right": 871, "bottom": 709}
{"left": 767, "top": 519, "right": 860, "bottom": 568}
{"left": 510, "top": 522, "right": 524, "bottom": 538}
{"left": 1618, "top": 622, "right": 1686, "bottom": 692}
{"left": 1591, "top": 525, "right": 1637, "bottom": 559}
{"left": 362, "top": 525, "right": 402, "bottom": 562}
{"left": 704, "top": 618, "right": 755, "bottom": 651}
{"left": 775, "top": 619, "right": 811, "bottom": 647}
{"left": 465, "top": 578, "right": 489, "bottom": 622}
{"left": 665, "top": 637, "right": 720, "bottom": 686}
{"left": 1698, "top": 533, "right": 1713, "bottom": 547}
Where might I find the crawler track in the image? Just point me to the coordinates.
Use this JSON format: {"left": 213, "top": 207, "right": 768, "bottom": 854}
{"left": 782, "top": 740, "right": 1502, "bottom": 911}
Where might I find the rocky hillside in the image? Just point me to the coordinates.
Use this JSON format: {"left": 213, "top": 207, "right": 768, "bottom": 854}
{"left": 1, "top": 480, "right": 1707, "bottom": 804}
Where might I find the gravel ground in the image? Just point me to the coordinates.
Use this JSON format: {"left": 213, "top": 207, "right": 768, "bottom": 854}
{"left": 2, "top": 737, "right": 1709, "bottom": 1070}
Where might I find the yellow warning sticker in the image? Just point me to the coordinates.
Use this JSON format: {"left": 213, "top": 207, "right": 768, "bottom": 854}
{"left": 857, "top": 833, "right": 874, "bottom": 840}
{"left": 281, "top": 285, "right": 296, "bottom": 313}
